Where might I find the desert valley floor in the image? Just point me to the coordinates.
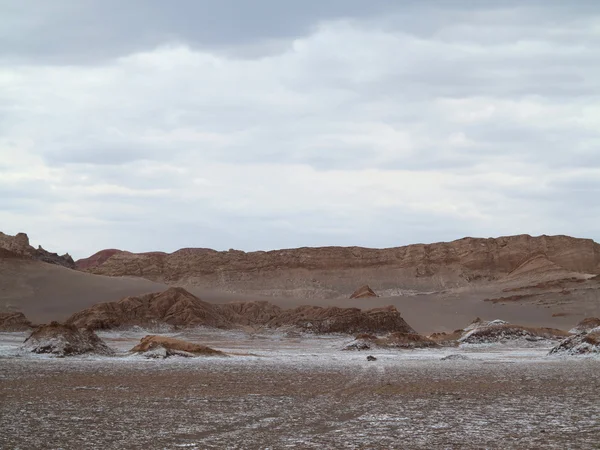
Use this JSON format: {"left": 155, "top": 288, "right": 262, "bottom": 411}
{"left": 1, "top": 232, "right": 600, "bottom": 448}
{"left": 1, "top": 329, "right": 599, "bottom": 450}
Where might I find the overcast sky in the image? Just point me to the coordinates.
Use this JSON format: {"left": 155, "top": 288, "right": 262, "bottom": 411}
{"left": 1, "top": 1, "right": 599, "bottom": 259}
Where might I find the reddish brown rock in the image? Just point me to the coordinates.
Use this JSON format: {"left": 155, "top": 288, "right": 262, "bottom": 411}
{"left": 77, "top": 235, "right": 600, "bottom": 297}
{"left": 75, "top": 249, "right": 122, "bottom": 270}
{"left": 130, "top": 335, "right": 225, "bottom": 357}
{"left": 66, "top": 287, "right": 230, "bottom": 330}
{"left": 264, "top": 304, "right": 415, "bottom": 334}
{"left": 66, "top": 288, "right": 416, "bottom": 335}
{"left": 350, "top": 285, "right": 377, "bottom": 299}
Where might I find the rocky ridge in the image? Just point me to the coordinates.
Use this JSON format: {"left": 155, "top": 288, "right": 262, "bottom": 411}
{"left": 66, "top": 287, "right": 415, "bottom": 335}
{"left": 76, "top": 234, "right": 600, "bottom": 297}
{"left": 0, "top": 232, "right": 74, "bottom": 269}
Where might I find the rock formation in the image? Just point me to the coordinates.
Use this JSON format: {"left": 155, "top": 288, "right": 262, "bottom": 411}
{"left": 76, "top": 234, "right": 600, "bottom": 297}
{"left": 0, "top": 312, "right": 32, "bottom": 331}
{"left": 350, "top": 285, "right": 377, "bottom": 299}
{"left": 0, "top": 232, "right": 74, "bottom": 269}
{"left": 569, "top": 317, "right": 600, "bottom": 335}
{"left": 66, "top": 287, "right": 231, "bottom": 330}
{"left": 549, "top": 327, "right": 600, "bottom": 355}
{"left": 22, "top": 322, "right": 113, "bottom": 356}
{"left": 263, "top": 305, "right": 415, "bottom": 334}
{"left": 75, "top": 249, "right": 122, "bottom": 270}
{"left": 459, "top": 321, "right": 568, "bottom": 345}
{"left": 130, "top": 335, "right": 225, "bottom": 358}
{"left": 427, "top": 330, "right": 463, "bottom": 347}
{"left": 344, "top": 331, "right": 437, "bottom": 350}
{"left": 66, "top": 288, "right": 415, "bottom": 335}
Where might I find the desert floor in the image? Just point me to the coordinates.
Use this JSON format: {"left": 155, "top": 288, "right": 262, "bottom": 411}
{"left": 1, "top": 330, "right": 599, "bottom": 449}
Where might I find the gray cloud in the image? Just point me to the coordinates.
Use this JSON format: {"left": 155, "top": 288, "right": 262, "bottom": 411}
{"left": 1, "top": 1, "right": 599, "bottom": 258}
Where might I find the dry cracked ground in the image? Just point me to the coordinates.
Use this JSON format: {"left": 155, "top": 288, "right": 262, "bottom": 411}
{"left": 1, "top": 331, "right": 599, "bottom": 449}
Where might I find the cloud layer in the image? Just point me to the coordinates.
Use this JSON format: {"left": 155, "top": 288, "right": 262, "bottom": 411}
{"left": 1, "top": 1, "right": 599, "bottom": 258}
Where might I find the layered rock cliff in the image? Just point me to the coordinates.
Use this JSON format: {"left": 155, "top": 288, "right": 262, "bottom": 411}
{"left": 77, "top": 235, "right": 600, "bottom": 297}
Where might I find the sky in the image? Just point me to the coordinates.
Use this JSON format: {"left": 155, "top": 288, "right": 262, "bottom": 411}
{"left": 1, "top": 1, "right": 599, "bottom": 259}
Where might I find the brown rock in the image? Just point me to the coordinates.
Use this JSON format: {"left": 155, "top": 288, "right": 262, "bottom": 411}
{"left": 22, "top": 322, "right": 113, "bottom": 356}
{"left": 78, "top": 234, "right": 600, "bottom": 297}
{"left": 345, "top": 331, "right": 437, "bottom": 350}
{"left": 130, "top": 335, "right": 225, "bottom": 357}
{"left": 350, "top": 285, "right": 377, "bottom": 299}
{"left": 569, "top": 317, "right": 600, "bottom": 334}
{"left": 67, "top": 288, "right": 416, "bottom": 335}
{"left": 0, "top": 231, "right": 74, "bottom": 269}
{"left": 265, "top": 304, "right": 415, "bottom": 335}
{"left": 66, "top": 287, "right": 230, "bottom": 330}
{"left": 217, "top": 301, "right": 283, "bottom": 326}
{"left": 549, "top": 328, "right": 600, "bottom": 355}
{"left": 75, "top": 249, "right": 122, "bottom": 270}
{"left": 459, "top": 322, "right": 569, "bottom": 344}
{"left": 0, "top": 312, "right": 32, "bottom": 331}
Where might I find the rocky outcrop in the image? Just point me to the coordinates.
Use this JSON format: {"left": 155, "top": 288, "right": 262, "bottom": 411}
{"left": 350, "top": 285, "right": 377, "bottom": 299}
{"left": 549, "top": 327, "right": 600, "bottom": 355}
{"left": 264, "top": 305, "right": 415, "bottom": 334}
{"left": 75, "top": 249, "right": 122, "bottom": 270}
{"left": 0, "top": 312, "right": 32, "bottom": 331}
{"left": 344, "top": 331, "right": 437, "bottom": 350}
{"left": 22, "top": 322, "right": 113, "bottom": 356}
{"left": 459, "top": 321, "right": 568, "bottom": 345}
{"left": 77, "top": 234, "right": 600, "bottom": 297}
{"left": 569, "top": 317, "right": 600, "bottom": 334}
{"left": 217, "top": 301, "right": 283, "bottom": 326}
{"left": 0, "top": 232, "right": 75, "bottom": 269}
{"left": 66, "top": 287, "right": 230, "bottom": 330}
{"left": 66, "top": 288, "right": 415, "bottom": 335}
{"left": 130, "top": 335, "right": 225, "bottom": 358}
{"left": 427, "top": 330, "right": 463, "bottom": 347}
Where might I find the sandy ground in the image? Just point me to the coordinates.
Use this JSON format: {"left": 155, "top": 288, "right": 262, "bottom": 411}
{"left": 3, "top": 259, "right": 599, "bottom": 334}
{"left": 1, "top": 330, "right": 599, "bottom": 449}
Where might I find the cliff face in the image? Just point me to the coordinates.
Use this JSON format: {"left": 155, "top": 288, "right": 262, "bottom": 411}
{"left": 77, "top": 235, "right": 600, "bottom": 297}
{"left": 0, "top": 232, "right": 75, "bottom": 269}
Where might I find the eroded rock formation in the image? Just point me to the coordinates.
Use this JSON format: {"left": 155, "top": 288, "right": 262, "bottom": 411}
{"left": 549, "top": 327, "right": 600, "bottom": 355}
{"left": 0, "top": 232, "right": 75, "bottom": 269}
{"left": 22, "top": 322, "right": 113, "bottom": 356}
{"left": 130, "top": 335, "right": 225, "bottom": 358}
{"left": 66, "top": 287, "right": 231, "bottom": 330}
{"left": 350, "top": 285, "right": 377, "bottom": 299}
{"left": 344, "top": 331, "right": 437, "bottom": 350}
{"left": 66, "top": 288, "right": 415, "bottom": 335}
{"left": 76, "top": 234, "right": 600, "bottom": 297}
{"left": 569, "top": 317, "right": 600, "bottom": 334}
{"left": 459, "top": 321, "right": 569, "bottom": 345}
